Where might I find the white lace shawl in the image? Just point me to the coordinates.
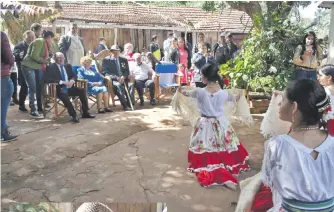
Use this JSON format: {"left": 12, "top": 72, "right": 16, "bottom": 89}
{"left": 261, "top": 137, "right": 283, "bottom": 212}
{"left": 260, "top": 93, "right": 291, "bottom": 137}
{"left": 171, "top": 86, "right": 253, "bottom": 127}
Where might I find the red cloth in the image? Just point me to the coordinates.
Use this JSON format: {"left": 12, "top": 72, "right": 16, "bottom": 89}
{"left": 251, "top": 183, "right": 273, "bottom": 212}
{"left": 188, "top": 144, "right": 250, "bottom": 175}
{"left": 223, "top": 78, "right": 229, "bottom": 87}
{"left": 125, "top": 53, "right": 135, "bottom": 62}
{"left": 41, "top": 41, "right": 49, "bottom": 71}
{"left": 327, "top": 119, "right": 334, "bottom": 136}
{"left": 196, "top": 168, "right": 238, "bottom": 187}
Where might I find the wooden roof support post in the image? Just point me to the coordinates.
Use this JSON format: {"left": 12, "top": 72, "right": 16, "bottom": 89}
{"left": 52, "top": 19, "right": 57, "bottom": 34}
{"left": 114, "top": 27, "right": 118, "bottom": 45}
{"left": 185, "top": 28, "right": 188, "bottom": 43}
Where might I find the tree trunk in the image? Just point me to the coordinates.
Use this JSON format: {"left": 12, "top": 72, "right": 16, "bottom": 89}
{"left": 227, "top": 1, "right": 262, "bottom": 28}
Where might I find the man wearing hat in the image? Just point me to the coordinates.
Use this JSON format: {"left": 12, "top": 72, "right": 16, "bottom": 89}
{"left": 101, "top": 45, "right": 134, "bottom": 111}
{"left": 163, "top": 32, "right": 174, "bottom": 61}
{"left": 213, "top": 32, "right": 232, "bottom": 66}
{"left": 59, "top": 23, "right": 86, "bottom": 66}
{"left": 148, "top": 35, "right": 161, "bottom": 61}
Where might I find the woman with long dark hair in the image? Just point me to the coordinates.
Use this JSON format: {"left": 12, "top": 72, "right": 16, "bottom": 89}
{"left": 170, "top": 37, "right": 192, "bottom": 86}
{"left": 293, "top": 31, "right": 322, "bottom": 80}
{"left": 236, "top": 79, "right": 334, "bottom": 212}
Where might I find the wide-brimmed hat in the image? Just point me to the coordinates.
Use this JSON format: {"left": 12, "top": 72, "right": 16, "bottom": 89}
{"left": 110, "top": 45, "right": 121, "bottom": 51}
{"left": 220, "top": 32, "right": 226, "bottom": 37}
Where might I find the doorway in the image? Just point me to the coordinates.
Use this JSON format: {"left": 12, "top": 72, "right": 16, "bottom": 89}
{"left": 186, "top": 32, "right": 193, "bottom": 46}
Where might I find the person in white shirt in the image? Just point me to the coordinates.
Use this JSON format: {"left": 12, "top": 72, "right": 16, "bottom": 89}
{"left": 59, "top": 23, "right": 86, "bottom": 66}
{"left": 130, "top": 53, "right": 156, "bottom": 106}
{"left": 163, "top": 32, "right": 174, "bottom": 61}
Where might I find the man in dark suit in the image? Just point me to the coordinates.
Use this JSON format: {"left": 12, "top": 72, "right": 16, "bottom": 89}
{"left": 101, "top": 45, "right": 134, "bottom": 111}
{"left": 44, "top": 52, "right": 95, "bottom": 123}
{"left": 13, "top": 30, "right": 35, "bottom": 112}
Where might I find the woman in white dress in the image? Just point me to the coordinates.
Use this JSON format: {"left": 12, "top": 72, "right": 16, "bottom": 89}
{"left": 178, "top": 62, "right": 250, "bottom": 188}
{"left": 236, "top": 79, "right": 334, "bottom": 212}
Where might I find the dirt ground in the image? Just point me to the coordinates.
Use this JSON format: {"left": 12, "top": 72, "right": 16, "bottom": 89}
{"left": 1, "top": 99, "right": 266, "bottom": 212}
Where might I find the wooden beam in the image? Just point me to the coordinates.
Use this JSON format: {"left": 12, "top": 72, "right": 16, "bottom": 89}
{"left": 43, "top": 20, "right": 187, "bottom": 31}
{"left": 52, "top": 20, "right": 56, "bottom": 34}
{"left": 114, "top": 28, "right": 118, "bottom": 45}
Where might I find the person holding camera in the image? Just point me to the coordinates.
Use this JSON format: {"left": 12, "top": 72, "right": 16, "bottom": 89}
{"left": 293, "top": 31, "right": 322, "bottom": 81}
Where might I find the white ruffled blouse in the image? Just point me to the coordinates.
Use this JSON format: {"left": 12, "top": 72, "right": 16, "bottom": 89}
{"left": 262, "top": 134, "right": 334, "bottom": 210}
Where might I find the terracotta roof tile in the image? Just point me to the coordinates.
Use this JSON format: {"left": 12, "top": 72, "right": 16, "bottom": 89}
{"left": 47, "top": 2, "right": 252, "bottom": 32}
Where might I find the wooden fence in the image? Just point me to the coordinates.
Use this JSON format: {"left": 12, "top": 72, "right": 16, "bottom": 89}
{"left": 48, "top": 26, "right": 246, "bottom": 54}
{"left": 79, "top": 28, "right": 170, "bottom": 54}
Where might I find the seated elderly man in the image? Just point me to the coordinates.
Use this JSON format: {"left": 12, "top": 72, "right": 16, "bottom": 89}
{"left": 44, "top": 52, "right": 95, "bottom": 123}
{"left": 130, "top": 53, "right": 156, "bottom": 106}
{"left": 101, "top": 45, "right": 134, "bottom": 111}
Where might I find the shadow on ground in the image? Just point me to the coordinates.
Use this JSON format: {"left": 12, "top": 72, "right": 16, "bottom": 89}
{"left": 1, "top": 99, "right": 266, "bottom": 212}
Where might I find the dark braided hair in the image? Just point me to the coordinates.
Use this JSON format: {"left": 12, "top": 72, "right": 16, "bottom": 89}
{"left": 286, "top": 79, "right": 330, "bottom": 127}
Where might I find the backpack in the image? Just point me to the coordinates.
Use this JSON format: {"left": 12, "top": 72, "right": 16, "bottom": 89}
{"left": 213, "top": 43, "right": 231, "bottom": 65}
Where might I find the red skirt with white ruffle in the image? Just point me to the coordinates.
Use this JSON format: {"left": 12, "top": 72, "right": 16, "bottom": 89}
{"left": 188, "top": 116, "right": 250, "bottom": 188}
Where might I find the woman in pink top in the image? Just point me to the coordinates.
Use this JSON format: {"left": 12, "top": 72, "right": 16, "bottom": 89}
{"left": 170, "top": 37, "right": 191, "bottom": 86}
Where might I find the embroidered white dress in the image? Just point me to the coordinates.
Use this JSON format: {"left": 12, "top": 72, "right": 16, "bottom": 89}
{"left": 262, "top": 134, "right": 334, "bottom": 211}
{"left": 186, "top": 88, "right": 250, "bottom": 187}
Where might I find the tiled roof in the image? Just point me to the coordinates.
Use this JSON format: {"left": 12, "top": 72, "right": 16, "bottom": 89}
{"left": 47, "top": 2, "right": 252, "bottom": 32}
{"left": 318, "top": 1, "right": 334, "bottom": 9}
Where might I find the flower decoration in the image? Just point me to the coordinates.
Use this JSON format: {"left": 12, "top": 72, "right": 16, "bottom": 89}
{"left": 196, "top": 171, "right": 214, "bottom": 186}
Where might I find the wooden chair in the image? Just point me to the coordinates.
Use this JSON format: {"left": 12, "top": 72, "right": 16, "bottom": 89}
{"left": 134, "top": 72, "right": 157, "bottom": 103}
{"left": 42, "top": 79, "right": 87, "bottom": 118}
{"left": 93, "top": 50, "right": 120, "bottom": 107}
{"left": 154, "top": 63, "right": 181, "bottom": 103}
{"left": 72, "top": 65, "right": 113, "bottom": 110}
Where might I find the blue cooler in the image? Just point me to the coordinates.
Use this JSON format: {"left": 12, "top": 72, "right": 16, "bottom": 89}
{"left": 155, "top": 63, "right": 178, "bottom": 74}
{"left": 155, "top": 63, "right": 178, "bottom": 87}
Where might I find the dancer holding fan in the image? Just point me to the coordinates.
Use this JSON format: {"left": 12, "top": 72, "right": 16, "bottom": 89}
{"left": 172, "top": 62, "right": 252, "bottom": 188}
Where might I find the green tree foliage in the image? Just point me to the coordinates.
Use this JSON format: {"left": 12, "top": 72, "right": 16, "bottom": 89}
{"left": 1, "top": 1, "right": 60, "bottom": 44}
{"left": 9, "top": 202, "right": 59, "bottom": 212}
{"left": 220, "top": 2, "right": 309, "bottom": 91}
